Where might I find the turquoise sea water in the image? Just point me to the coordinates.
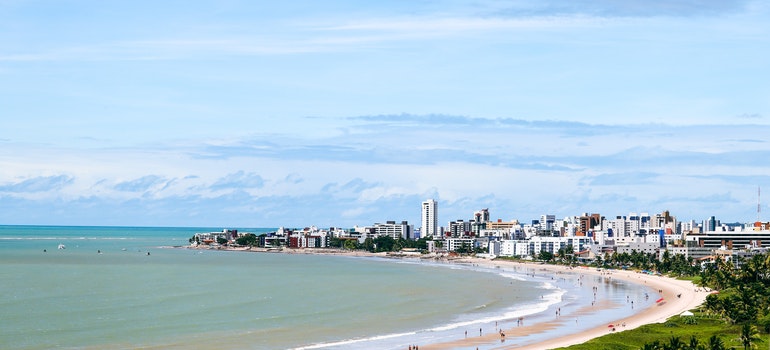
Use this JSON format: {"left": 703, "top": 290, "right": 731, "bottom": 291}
{"left": 0, "top": 226, "right": 655, "bottom": 349}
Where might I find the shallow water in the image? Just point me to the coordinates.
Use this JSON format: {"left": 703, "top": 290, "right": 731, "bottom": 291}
{"left": 1, "top": 226, "right": 577, "bottom": 349}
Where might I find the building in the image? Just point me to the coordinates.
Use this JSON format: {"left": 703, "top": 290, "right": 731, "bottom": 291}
{"left": 447, "top": 219, "right": 471, "bottom": 237}
{"left": 498, "top": 236, "right": 592, "bottom": 258}
{"left": 474, "top": 208, "right": 490, "bottom": 223}
{"left": 445, "top": 238, "right": 476, "bottom": 252}
{"left": 192, "top": 229, "right": 239, "bottom": 245}
{"left": 616, "top": 241, "right": 659, "bottom": 255}
{"left": 373, "top": 221, "right": 413, "bottom": 240}
{"left": 579, "top": 213, "right": 602, "bottom": 236}
{"left": 422, "top": 199, "right": 439, "bottom": 238}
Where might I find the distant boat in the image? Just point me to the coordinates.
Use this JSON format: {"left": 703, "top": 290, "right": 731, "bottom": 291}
{"left": 57, "top": 244, "right": 66, "bottom": 250}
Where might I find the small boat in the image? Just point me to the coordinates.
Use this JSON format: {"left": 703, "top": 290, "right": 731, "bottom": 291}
{"left": 57, "top": 244, "right": 66, "bottom": 250}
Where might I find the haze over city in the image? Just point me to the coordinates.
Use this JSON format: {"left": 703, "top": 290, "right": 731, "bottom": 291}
{"left": 1, "top": 0, "right": 769, "bottom": 227}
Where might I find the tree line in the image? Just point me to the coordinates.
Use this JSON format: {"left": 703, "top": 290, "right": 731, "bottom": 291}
{"left": 635, "top": 252, "right": 770, "bottom": 350}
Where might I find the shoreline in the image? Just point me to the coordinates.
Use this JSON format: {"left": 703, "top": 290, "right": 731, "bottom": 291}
{"left": 185, "top": 246, "right": 710, "bottom": 349}
{"left": 421, "top": 258, "right": 710, "bottom": 349}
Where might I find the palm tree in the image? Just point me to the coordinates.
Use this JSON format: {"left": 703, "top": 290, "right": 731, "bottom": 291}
{"left": 707, "top": 335, "right": 725, "bottom": 350}
{"left": 740, "top": 323, "right": 762, "bottom": 350}
{"left": 666, "top": 336, "right": 684, "bottom": 350}
{"left": 640, "top": 340, "right": 662, "bottom": 350}
{"left": 687, "top": 335, "right": 700, "bottom": 350}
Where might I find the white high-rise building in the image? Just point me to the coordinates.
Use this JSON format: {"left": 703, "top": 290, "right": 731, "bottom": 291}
{"left": 422, "top": 199, "right": 438, "bottom": 238}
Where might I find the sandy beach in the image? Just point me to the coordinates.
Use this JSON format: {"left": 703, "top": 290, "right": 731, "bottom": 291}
{"left": 189, "top": 246, "right": 709, "bottom": 349}
{"left": 419, "top": 258, "right": 710, "bottom": 350}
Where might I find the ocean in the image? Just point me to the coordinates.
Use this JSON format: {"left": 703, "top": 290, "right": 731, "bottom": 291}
{"left": 0, "top": 226, "right": 655, "bottom": 349}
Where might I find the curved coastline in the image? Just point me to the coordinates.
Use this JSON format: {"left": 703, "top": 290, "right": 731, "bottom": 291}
{"left": 190, "top": 246, "right": 708, "bottom": 349}
{"left": 286, "top": 254, "right": 568, "bottom": 350}
{"left": 422, "top": 257, "right": 710, "bottom": 350}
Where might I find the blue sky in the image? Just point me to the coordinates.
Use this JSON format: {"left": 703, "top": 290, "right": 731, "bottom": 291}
{"left": 1, "top": 0, "right": 769, "bottom": 228}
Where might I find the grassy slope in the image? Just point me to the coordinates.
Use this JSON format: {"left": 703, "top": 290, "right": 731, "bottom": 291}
{"left": 555, "top": 315, "right": 751, "bottom": 350}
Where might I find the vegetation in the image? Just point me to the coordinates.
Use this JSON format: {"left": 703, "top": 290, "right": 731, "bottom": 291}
{"left": 556, "top": 314, "right": 747, "bottom": 350}
{"left": 328, "top": 236, "right": 434, "bottom": 253}
{"left": 235, "top": 233, "right": 258, "bottom": 247}
{"left": 590, "top": 249, "right": 699, "bottom": 277}
{"left": 558, "top": 251, "right": 770, "bottom": 350}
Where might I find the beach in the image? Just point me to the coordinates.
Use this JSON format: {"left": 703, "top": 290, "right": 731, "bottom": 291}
{"left": 196, "top": 245, "right": 709, "bottom": 350}
{"left": 419, "top": 258, "right": 710, "bottom": 350}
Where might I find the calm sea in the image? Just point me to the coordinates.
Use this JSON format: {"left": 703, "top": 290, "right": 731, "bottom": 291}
{"left": 0, "top": 226, "right": 653, "bottom": 349}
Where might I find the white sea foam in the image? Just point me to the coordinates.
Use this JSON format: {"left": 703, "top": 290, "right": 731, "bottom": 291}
{"left": 313, "top": 262, "right": 568, "bottom": 349}
{"left": 291, "top": 331, "right": 418, "bottom": 349}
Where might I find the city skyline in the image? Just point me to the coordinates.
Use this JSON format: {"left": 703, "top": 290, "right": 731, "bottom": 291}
{"left": 1, "top": 1, "right": 769, "bottom": 227}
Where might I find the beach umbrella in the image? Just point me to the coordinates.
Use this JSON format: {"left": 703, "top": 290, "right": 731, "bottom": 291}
{"left": 656, "top": 298, "right": 664, "bottom": 303}
{"left": 607, "top": 324, "right": 614, "bottom": 327}
{"left": 680, "top": 311, "right": 694, "bottom": 316}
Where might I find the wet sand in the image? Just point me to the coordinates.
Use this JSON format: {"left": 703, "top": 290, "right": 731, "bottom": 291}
{"left": 420, "top": 258, "right": 709, "bottom": 350}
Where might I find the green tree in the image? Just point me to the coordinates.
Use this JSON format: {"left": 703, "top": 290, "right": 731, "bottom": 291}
{"left": 235, "top": 233, "right": 258, "bottom": 247}
{"left": 373, "top": 235, "right": 395, "bottom": 252}
{"left": 537, "top": 250, "right": 554, "bottom": 262}
{"left": 707, "top": 335, "right": 725, "bottom": 350}
{"left": 740, "top": 323, "right": 761, "bottom": 350}
{"left": 363, "top": 237, "right": 375, "bottom": 252}
{"left": 665, "top": 336, "right": 683, "bottom": 350}
{"left": 455, "top": 241, "right": 472, "bottom": 254}
{"left": 328, "top": 237, "right": 343, "bottom": 248}
{"left": 414, "top": 237, "right": 429, "bottom": 251}
{"left": 686, "top": 335, "right": 700, "bottom": 350}
{"left": 216, "top": 236, "right": 228, "bottom": 245}
{"left": 640, "top": 340, "right": 662, "bottom": 350}
{"left": 343, "top": 239, "right": 357, "bottom": 250}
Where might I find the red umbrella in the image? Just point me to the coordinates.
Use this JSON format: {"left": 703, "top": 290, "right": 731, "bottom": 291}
{"left": 656, "top": 298, "right": 665, "bottom": 303}
{"left": 607, "top": 324, "right": 614, "bottom": 327}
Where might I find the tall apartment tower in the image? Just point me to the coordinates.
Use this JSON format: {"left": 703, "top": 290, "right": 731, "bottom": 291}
{"left": 422, "top": 199, "right": 438, "bottom": 238}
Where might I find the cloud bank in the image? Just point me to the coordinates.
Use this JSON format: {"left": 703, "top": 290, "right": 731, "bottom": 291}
{"left": 1, "top": 116, "right": 768, "bottom": 227}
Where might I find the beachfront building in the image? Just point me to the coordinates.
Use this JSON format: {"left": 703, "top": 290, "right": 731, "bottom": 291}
{"left": 495, "top": 236, "right": 592, "bottom": 258}
{"left": 615, "top": 240, "right": 660, "bottom": 255}
{"left": 192, "top": 229, "right": 240, "bottom": 245}
{"left": 373, "top": 221, "right": 413, "bottom": 240}
{"left": 499, "top": 240, "right": 530, "bottom": 257}
{"left": 264, "top": 228, "right": 289, "bottom": 248}
{"left": 422, "top": 199, "right": 439, "bottom": 239}
{"left": 445, "top": 238, "right": 476, "bottom": 252}
{"left": 349, "top": 225, "right": 376, "bottom": 244}
{"left": 286, "top": 227, "right": 329, "bottom": 248}
{"left": 529, "top": 236, "right": 592, "bottom": 257}
{"left": 327, "top": 227, "right": 350, "bottom": 239}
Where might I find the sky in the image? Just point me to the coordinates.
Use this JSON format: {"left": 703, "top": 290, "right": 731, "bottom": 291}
{"left": 1, "top": 0, "right": 769, "bottom": 228}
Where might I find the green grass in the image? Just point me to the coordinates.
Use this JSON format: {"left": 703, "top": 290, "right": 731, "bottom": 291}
{"left": 555, "top": 315, "right": 757, "bottom": 350}
{"left": 674, "top": 275, "right": 701, "bottom": 285}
